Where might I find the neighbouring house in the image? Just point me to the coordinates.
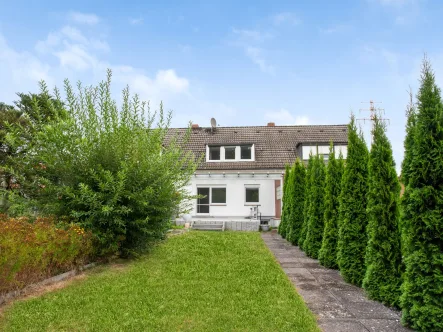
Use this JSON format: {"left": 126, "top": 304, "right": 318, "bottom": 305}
{"left": 167, "top": 121, "right": 348, "bottom": 231}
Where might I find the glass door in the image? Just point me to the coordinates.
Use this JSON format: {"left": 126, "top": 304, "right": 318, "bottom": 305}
{"left": 197, "top": 187, "right": 210, "bottom": 213}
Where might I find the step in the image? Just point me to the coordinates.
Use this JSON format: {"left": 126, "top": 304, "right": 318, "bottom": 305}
{"left": 192, "top": 224, "right": 224, "bottom": 231}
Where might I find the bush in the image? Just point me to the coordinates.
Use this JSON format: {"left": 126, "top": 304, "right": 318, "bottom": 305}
{"left": 400, "top": 58, "right": 443, "bottom": 331}
{"left": 0, "top": 214, "right": 93, "bottom": 293}
{"left": 8, "top": 71, "right": 198, "bottom": 257}
{"left": 298, "top": 154, "right": 314, "bottom": 249}
{"left": 287, "top": 159, "right": 306, "bottom": 245}
{"left": 363, "top": 116, "right": 402, "bottom": 308}
{"left": 337, "top": 115, "right": 369, "bottom": 286}
{"left": 319, "top": 145, "right": 344, "bottom": 269}
{"left": 303, "top": 155, "right": 326, "bottom": 258}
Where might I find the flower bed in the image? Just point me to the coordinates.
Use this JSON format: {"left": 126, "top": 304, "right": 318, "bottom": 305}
{"left": 0, "top": 214, "right": 93, "bottom": 294}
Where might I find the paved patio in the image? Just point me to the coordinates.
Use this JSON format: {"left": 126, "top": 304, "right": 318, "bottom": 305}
{"left": 262, "top": 231, "right": 412, "bottom": 332}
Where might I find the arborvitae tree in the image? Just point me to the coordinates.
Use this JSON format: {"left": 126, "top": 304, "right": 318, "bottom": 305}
{"left": 337, "top": 115, "right": 369, "bottom": 286}
{"left": 401, "top": 90, "right": 417, "bottom": 188}
{"left": 319, "top": 145, "right": 344, "bottom": 268}
{"left": 363, "top": 116, "right": 402, "bottom": 308}
{"left": 400, "top": 58, "right": 443, "bottom": 331}
{"left": 278, "top": 164, "right": 291, "bottom": 237}
{"left": 299, "top": 153, "right": 314, "bottom": 249}
{"left": 303, "top": 155, "right": 326, "bottom": 258}
{"left": 287, "top": 159, "right": 306, "bottom": 245}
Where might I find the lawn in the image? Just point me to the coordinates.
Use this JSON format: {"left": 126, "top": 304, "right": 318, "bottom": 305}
{"left": 0, "top": 232, "right": 319, "bottom": 331}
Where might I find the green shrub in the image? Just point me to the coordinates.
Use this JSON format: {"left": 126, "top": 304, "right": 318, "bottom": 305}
{"left": 0, "top": 214, "right": 93, "bottom": 293}
{"left": 303, "top": 155, "right": 326, "bottom": 258}
{"left": 298, "top": 154, "right": 314, "bottom": 249}
{"left": 363, "top": 116, "right": 402, "bottom": 308}
{"left": 9, "top": 71, "right": 198, "bottom": 257}
{"left": 278, "top": 164, "right": 291, "bottom": 238}
{"left": 287, "top": 159, "right": 306, "bottom": 245}
{"left": 337, "top": 115, "right": 369, "bottom": 286}
{"left": 319, "top": 145, "right": 344, "bottom": 269}
{"left": 400, "top": 58, "right": 443, "bottom": 331}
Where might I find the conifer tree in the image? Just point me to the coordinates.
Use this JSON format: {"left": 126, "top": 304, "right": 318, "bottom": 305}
{"left": 401, "top": 90, "right": 417, "bottom": 187}
{"left": 363, "top": 116, "right": 402, "bottom": 308}
{"left": 299, "top": 154, "right": 313, "bottom": 249}
{"left": 400, "top": 58, "right": 443, "bottom": 331}
{"left": 287, "top": 159, "right": 306, "bottom": 245}
{"left": 303, "top": 155, "right": 326, "bottom": 258}
{"left": 319, "top": 145, "right": 344, "bottom": 268}
{"left": 278, "top": 164, "right": 291, "bottom": 238}
{"left": 337, "top": 115, "right": 369, "bottom": 286}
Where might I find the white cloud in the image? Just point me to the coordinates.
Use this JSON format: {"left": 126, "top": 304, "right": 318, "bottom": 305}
{"left": 265, "top": 109, "right": 310, "bottom": 125}
{"left": 232, "top": 28, "right": 272, "bottom": 42}
{"left": 68, "top": 11, "right": 100, "bottom": 25}
{"left": 272, "top": 12, "right": 301, "bottom": 26}
{"left": 245, "top": 47, "right": 275, "bottom": 75}
{"left": 319, "top": 24, "right": 351, "bottom": 35}
{"left": 129, "top": 17, "right": 143, "bottom": 25}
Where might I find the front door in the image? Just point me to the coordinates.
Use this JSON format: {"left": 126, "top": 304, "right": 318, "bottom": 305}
{"left": 197, "top": 187, "right": 210, "bottom": 214}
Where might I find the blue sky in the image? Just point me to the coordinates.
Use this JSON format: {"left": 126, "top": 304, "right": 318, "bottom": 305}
{"left": 1, "top": 0, "right": 443, "bottom": 170}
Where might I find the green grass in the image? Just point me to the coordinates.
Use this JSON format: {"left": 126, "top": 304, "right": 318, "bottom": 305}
{"left": 1, "top": 232, "right": 319, "bottom": 331}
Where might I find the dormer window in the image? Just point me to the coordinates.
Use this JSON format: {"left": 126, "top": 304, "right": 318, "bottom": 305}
{"left": 206, "top": 144, "right": 255, "bottom": 162}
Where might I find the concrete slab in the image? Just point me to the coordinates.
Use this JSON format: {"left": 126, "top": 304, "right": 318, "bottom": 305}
{"left": 261, "top": 232, "right": 411, "bottom": 332}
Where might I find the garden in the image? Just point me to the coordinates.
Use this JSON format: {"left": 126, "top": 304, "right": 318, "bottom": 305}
{"left": 278, "top": 57, "right": 443, "bottom": 332}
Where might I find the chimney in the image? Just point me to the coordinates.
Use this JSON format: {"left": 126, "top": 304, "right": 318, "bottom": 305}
{"left": 191, "top": 124, "right": 199, "bottom": 129}
{"left": 267, "top": 122, "right": 275, "bottom": 127}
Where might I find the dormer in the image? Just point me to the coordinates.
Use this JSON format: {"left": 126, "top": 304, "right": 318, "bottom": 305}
{"left": 206, "top": 144, "right": 255, "bottom": 162}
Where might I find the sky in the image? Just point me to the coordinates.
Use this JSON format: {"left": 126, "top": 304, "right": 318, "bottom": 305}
{"left": 1, "top": 0, "right": 443, "bottom": 171}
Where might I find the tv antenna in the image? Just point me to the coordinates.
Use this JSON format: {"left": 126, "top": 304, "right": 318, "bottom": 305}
{"left": 357, "top": 100, "right": 390, "bottom": 143}
{"left": 210, "top": 117, "right": 217, "bottom": 134}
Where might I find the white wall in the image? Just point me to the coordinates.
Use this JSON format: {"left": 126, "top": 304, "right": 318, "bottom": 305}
{"left": 186, "top": 172, "right": 282, "bottom": 218}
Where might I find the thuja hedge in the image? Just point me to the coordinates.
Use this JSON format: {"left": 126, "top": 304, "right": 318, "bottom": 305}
{"left": 298, "top": 154, "right": 314, "bottom": 249}
{"left": 287, "top": 159, "right": 306, "bottom": 245}
{"left": 400, "top": 58, "right": 443, "bottom": 331}
{"left": 278, "top": 164, "right": 291, "bottom": 238}
{"left": 303, "top": 155, "right": 326, "bottom": 258}
{"left": 318, "top": 145, "right": 344, "bottom": 269}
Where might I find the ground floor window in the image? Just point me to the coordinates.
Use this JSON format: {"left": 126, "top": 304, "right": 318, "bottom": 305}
{"left": 197, "top": 187, "right": 226, "bottom": 213}
{"left": 245, "top": 187, "right": 259, "bottom": 203}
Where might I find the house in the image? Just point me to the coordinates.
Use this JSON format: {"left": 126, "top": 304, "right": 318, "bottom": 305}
{"left": 168, "top": 121, "right": 348, "bottom": 231}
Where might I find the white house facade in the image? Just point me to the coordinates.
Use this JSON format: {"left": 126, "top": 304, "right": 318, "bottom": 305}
{"left": 167, "top": 122, "right": 348, "bottom": 231}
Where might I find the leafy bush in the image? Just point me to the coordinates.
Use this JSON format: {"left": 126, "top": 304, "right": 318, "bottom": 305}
{"left": 363, "top": 116, "right": 402, "bottom": 308}
{"left": 319, "top": 145, "right": 344, "bottom": 269}
{"left": 287, "top": 159, "right": 306, "bottom": 245}
{"left": 8, "top": 71, "right": 197, "bottom": 257}
{"left": 400, "top": 58, "right": 443, "bottom": 331}
{"left": 337, "top": 115, "right": 369, "bottom": 286}
{"left": 0, "top": 214, "right": 93, "bottom": 293}
{"left": 303, "top": 155, "right": 326, "bottom": 258}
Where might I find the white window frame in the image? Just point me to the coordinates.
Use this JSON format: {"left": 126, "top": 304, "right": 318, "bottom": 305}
{"left": 206, "top": 145, "right": 255, "bottom": 162}
{"left": 196, "top": 185, "right": 227, "bottom": 215}
{"left": 244, "top": 184, "right": 260, "bottom": 206}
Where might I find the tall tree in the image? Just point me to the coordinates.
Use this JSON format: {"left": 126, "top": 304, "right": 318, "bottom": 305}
{"left": 278, "top": 164, "right": 291, "bottom": 238}
{"left": 303, "top": 155, "right": 326, "bottom": 258}
{"left": 363, "top": 116, "right": 402, "bottom": 308}
{"left": 401, "top": 90, "right": 417, "bottom": 187}
{"left": 337, "top": 115, "right": 369, "bottom": 286}
{"left": 299, "top": 153, "right": 314, "bottom": 249}
{"left": 319, "top": 145, "right": 344, "bottom": 269}
{"left": 287, "top": 159, "right": 306, "bottom": 245}
{"left": 400, "top": 58, "right": 443, "bottom": 331}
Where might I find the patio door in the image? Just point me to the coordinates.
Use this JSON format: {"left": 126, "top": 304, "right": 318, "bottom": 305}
{"left": 197, "top": 187, "right": 210, "bottom": 214}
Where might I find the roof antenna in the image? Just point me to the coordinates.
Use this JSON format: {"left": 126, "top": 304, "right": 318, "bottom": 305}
{"left": 210, "top": 117, "right": 217, "bottom": 134}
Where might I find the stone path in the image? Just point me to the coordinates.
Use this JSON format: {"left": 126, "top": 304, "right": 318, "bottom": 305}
{"left": 262, "top": 232, "right": 412, "bottom": 332}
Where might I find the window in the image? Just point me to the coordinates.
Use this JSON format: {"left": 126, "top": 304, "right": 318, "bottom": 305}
{"left": 224, "top": 146, "right": 236, "bottom": 160}
{"left": 245, "top": 188, "right": 259, "bottom": 203}
{"left": 197, "top": 187, "right": 210, "bottom": 213}
{"left": 211, "top": 188, "right": 226, "bottom": 204}
{"left": 209, "top": 146, "right": 220, "bottom": 160}
{"left": 241, "top": 145, "right": 252, "bottom": 160}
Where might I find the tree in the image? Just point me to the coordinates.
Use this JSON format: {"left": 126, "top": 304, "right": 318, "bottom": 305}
{"left": 337, "top": 115, "right": 369, "bottom": 286}
{"left": 303, "top": 155, "right": 326, "bottom": 258}
{"left": 400, "top": 58, "right": 443, "bottom": 331}
{"left": 287, "top": 159, "right": 306, "bottom": 245}
{"left": 363, "top": 116, "right": 402, "bottom": 308}
{"left": 11, "top": 70, "right": 198, "bottom": 257}
{"left": 319, "top": 144, "right": 344, "bottom": 268}
{"left": 299, "top": 153, "right": 314, "bottom": 249}
{"left": 278, "top": 164, "right": 291, "bottom": 238}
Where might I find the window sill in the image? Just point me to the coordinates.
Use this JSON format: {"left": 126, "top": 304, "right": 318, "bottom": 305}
{"left": 244, "top": 203, "right": 261, "bottom": 206}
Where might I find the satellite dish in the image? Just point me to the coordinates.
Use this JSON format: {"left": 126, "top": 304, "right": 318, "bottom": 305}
{"left": 210, "top": 117, "right": 217, "bottom": 128}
